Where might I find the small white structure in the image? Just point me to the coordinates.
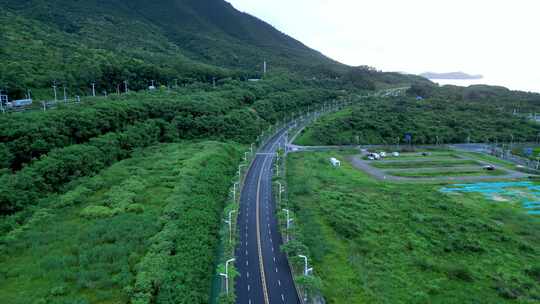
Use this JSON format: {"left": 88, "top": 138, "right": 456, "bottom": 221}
{"left": 379, "top": 151, "right": 387, "bottom": 158}
{"left": 392, "top": 152, "right": 400, "bottom": 157}
{"left": 330, "top": 157, "right": 341, "bottom": 167}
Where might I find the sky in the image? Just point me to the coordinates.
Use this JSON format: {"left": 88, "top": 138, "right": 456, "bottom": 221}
{"left": 227, "top": 0, "right": 540, "bottom": 92}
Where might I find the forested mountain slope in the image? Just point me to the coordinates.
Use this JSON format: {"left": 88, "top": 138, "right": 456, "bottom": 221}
{"left": 0, "top": 0, "right": 345, "bottom": 98}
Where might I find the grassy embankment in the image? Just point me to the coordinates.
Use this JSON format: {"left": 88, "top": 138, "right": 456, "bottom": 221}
{"left": 287, "top": 151, "right": 540, "bottom": 303}
{"left": 0, "top": 142, "right": 241, "bottom": 304}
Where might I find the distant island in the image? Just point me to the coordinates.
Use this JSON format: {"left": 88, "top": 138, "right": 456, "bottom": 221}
{"left": 421, "top": 71, "right": 483, "bottom": 80}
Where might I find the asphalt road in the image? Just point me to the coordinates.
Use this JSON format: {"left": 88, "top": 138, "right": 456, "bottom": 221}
{"left": 235, "top": 128, "right": 300, "bottom": 304}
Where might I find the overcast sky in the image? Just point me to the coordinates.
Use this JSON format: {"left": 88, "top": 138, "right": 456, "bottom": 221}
{"left": 227, "top": 0, "right": 540, "bottom": 92}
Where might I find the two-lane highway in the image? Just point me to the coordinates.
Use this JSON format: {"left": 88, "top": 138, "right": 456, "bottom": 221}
{"left": 235, "top": 129, "right": 300, "bottom": 304}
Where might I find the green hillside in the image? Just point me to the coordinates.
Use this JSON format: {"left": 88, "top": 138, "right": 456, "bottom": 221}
{"left": 295, "top": 86, "right": 540, "bottom": 146}
{"left": 0, "top": 0, "right": 346, "bottom": 98}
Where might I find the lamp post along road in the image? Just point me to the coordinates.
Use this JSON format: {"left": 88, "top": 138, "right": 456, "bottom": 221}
{"left": 283, "top": 208, "right": 293, "bottom": 242}
{"left": 238, "top": 164, "right": 247, "bottom": 182}
{"left": 298, "top": 255, "right": 313, "bottom": 276}
{"left": 298, "top": 254, "right": 313, "bottom": 302}
{"left": 232, "top": 182, "right": 239, "bottom": 203}
{"left": 225, "top": 210, "right": 236, "bottom": 245}
{"left": 220, "top": 258, "right": 235, "bottom": 295}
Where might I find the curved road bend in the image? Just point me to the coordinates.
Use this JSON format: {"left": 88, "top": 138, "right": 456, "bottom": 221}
{"left": 235, "top": 129, "right": 300, "bottom": 304}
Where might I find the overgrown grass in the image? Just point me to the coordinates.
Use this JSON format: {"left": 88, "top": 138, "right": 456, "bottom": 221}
{"left": 287, "top": 151, "right": 540, "bottom": 303}
{"left": 0, "top": 142, "right": 241, "bottom": 304}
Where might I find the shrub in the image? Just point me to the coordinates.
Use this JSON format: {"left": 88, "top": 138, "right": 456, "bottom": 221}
{"left": 80, "top": 206, "right": 117, "bottom": 219}
{"left": 126, "top": 204, "right": 145, "bottom": 214}
{"left": 446, "top": 265, "right": 474, "bottom": 282}
{"left": 526, "top": 265, "right": 540, "bottom": 282}
{"left": 50, "top": 285, "right": 68, "bottom": 296}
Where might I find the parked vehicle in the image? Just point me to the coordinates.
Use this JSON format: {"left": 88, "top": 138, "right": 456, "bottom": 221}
{"left": 10, "top": 99, "right": 33, "bottom": 107}
{"left": 368, "top": 153, "right": 381, "bottom": 160}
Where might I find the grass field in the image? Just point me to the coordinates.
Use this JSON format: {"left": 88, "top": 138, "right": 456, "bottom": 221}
{"left": 371, "top": 159, "right": 481, "bottom": 169}
{"left": 0, "top": 142, "right": 241, "bottom": 304}
{"left": 286, "top": 151, "right": 540, "bottom": 303}
{"left": 387, "top": 169, "right": 507, "bottom": 178}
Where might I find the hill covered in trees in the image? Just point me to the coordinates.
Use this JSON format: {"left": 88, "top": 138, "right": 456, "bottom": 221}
{"left": 0, "top": 0, "right": 427, "bottom": 99}
{"left": 295, "top": 85, "right": 540, "bottom": 146}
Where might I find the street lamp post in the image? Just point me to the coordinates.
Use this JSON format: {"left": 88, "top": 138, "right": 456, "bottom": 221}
{"left": 238, "top": 164, "right": 247, "bottom": 180}
{"left": 298, "top": 254, "right": 313, "bottom": 301}
{"left": 276, "top": 182, "right": 284, "bottom": 205}
{"left": 283, "top": 208, "right": 293, "bottom": 242}
{"left": 224, "top": 210, "right": 236, "bottom": 245}
{"left": 232, "top": 182, "right": 239, "bottom": 203}
{"left": 220, "top": 258, "right": 235, "bottom": 295}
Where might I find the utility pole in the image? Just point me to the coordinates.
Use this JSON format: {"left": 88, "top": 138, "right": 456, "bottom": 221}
{"left": 124, "top": 80, "right": 129, "bottom": 93}
{"left": 92, "top": 82, "right": 96, "bottom": 97}
{"left": 63, "top": 86, "right": 67, "bottom": 103}
{"left": 52, "top": 81, "right": 58, "bottom": 102}
{"left": 263, "top": 60, "right": 267, "bottom": 76}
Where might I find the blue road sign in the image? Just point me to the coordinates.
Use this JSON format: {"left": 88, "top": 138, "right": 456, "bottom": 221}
{"left": 405, "top": 133, "right": 412, "bottom": 143}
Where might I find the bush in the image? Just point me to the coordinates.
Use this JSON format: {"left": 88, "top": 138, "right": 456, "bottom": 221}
{"left": 0, "top": 120, "right": 163, "bottom": 216}
{"left": 80, "top": 206, "right": 117, "bottom": 219}
{"left": 50, "top": 285, "right": 68, "bottom": 296}
{"left": 446, "top": 265, "right": 474, "bottom": 282}
{"left": 526, "top": 265, "right": 540, "bottom": 282}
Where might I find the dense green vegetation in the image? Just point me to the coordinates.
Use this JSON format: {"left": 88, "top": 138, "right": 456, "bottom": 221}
{"left": 287, "top": 151, "right": 540, "bottom": 303}
{"left": 0, "top": 0, "right": 426, "bottom": 99}
{"left": 0, "top": 142, "right": 241, "bottom": 304}
{"left": 295, "top": 91, "right": 540, "bottom": 146}
{"left": 408, "top": 83, "right": 540, "bottom": 113}
{"left": 0, "top": 77, "right": 340, "bottom": 171}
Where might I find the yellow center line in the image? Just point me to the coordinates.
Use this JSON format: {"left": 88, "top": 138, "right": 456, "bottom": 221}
{"left": 256, "top": 156, "right": 270, "bottom": 304}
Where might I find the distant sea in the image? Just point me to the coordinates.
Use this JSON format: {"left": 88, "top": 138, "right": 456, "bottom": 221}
{"left": 428, "top": 77, "right": 540, "bottom": 94}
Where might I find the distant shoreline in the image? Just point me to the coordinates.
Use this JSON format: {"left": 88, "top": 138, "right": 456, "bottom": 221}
{"left": 421, "top": 72, "right": 483, "bottom": 80}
